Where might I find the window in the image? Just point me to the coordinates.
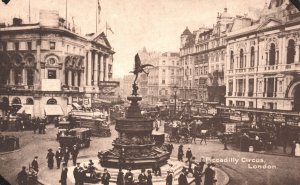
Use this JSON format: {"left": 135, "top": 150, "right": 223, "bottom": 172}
{"left": 248, "top": 79, "right": 254, "bottom": 97}
{"left": 14, "top": 69, "right": 22, "bottom": 85}
{"left": 72, "top": 71, "right": 75, "bottom": 86}
{"left": 48, "top": 70, "right": 57, "bottom": 79}
{"left": 15, "top": 42, "right": 19, "bottom": 51}
{"left": 50, "top": 42, "right": 56, "bottom": 50}
{"left": 269, "top": 43, "right": 276, "bottom": 65}
{"left": 162, "top": 60, "right": 166, "bottom": 65}
{"left": 287, "top": 39, "right": 295, "bottom": 64}
{"left": 236, "top": 101, "right": 245, "bottom": 107}
{"left": 171, "top": 69, "right": 174, "bottom": 75}
{"left": 67, "top": 45, "right": 69, "bottom": 52}
{"left": 162, "top": 80, "right": 165, "bottom": 84}
{"left": 250, "top": 47, "right": 255, "bottom": 67}
{"left": 249, "top": 101, "right": 254, "bottom": 108}
{"left": 2, "top": 42, "right": 7, "bottom": 51}
{"left": 230, "top": 51, "right": 234, "bottom": 69}
{"left": 27, "top": 42, "right": 32, "bottom": 50}
{"left": 27, "top": 69, "right": 34, "bottom": 85}
{"left": 239, "top": 49, "right": 244, "bottom": 68}
{"left": 172, "top": 61, "right": 174, "bottom": 66}
{"left": 65, "top": 70, "right": 69, "bottom": 85}
{"left": 162, "top": 69, "right": 165, "bottom": 73}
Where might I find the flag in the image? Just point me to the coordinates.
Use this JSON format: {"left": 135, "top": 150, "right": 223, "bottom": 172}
{"left": 96, "top": 0, "right": 101, "bottom": 32}
{"left": 98, "top": 0, "right": 101, "bottom": 16}
{"left": 106, "top": 22, "right": 114, "bottom": 34}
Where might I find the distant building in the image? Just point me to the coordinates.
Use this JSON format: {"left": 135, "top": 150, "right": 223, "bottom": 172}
{"left": 122, "top": 75, "right": 135, "bottom": 99}
{"left": 0, "top": 10, "right": 118, "bottom": 119}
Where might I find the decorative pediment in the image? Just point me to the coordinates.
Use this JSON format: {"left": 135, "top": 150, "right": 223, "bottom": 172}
{"left": 92, "top": 32, "right": 112, "bottom": 49}
{"left": 257, "top": 18, "right": 282, "bottom": 30}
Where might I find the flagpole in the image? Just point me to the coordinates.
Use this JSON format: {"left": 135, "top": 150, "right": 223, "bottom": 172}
{"left": 96, "top": 0, "right": 98, "bottom": 33}
{"left": 28, "top": 0, "right": 31, "bottom": 23}
{"left": 66, "top": 0, "right": 68, "bottom": 28}
{"left": 106, "top": 21, "right": 107, "bottom": 37}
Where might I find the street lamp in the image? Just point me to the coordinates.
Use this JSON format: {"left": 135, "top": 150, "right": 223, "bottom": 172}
{"left": 173, "top": 86, "right": 178, "bottom": 114}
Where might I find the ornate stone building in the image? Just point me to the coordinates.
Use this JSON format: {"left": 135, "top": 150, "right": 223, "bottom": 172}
{"left": 225, "top": 0, "right": 300, "bottom": 111}
{"left": 0, "top": 10, "right": 117, "bottom": 118}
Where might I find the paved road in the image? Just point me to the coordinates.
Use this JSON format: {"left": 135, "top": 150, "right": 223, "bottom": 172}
{"left": 0, "top": 123, "right": 299, "bottom": 185}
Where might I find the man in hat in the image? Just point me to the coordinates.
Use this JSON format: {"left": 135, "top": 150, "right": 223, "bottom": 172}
{"left": 88, "top": 160, "right": 97, "bottom": 178}
{"left": 185, "top": 148, "right": 193, "bottom": 163}
{"left": 64, "top": 147, "right": 70, "bottom": 166}
{"left": 138, "top": 169, "right": 147, "bottom": 185}
{"left": 193, "top": 164, "right": 202, "bottom": 185}
{"left": 59, "top": 163, "right": 68, "bottom": 185}
{"left": 56, "top": 147, "right": 64, "bottom": 169}
{"left": 203, "top": 164, "right": 216, "bottom": 185}
{"left": 116, "top": 168, "right": 124, "bottom": 185}
{"left": 17, "top": 166, "right": 28, "bottom": 185}
{"left": 178, "top": 145, "right": 184, "bottom": 161}
{"left": 101, "top": 168, "right": 111, "bottom": 185}
{"left": 124, "top": 168, "right": 134, "bottom": 185}
{"left": 73, "top": 162, "right": 84, "bottom": 185}
{"left": 178, "top": 168, "right": 188, "bottom": 185}
{"left": 46, "top": 148, "right": 55, "bottom": 169}
{"left": 71, "top": 145, "right": 79, "bottom": 166}
{"left": 31, "top": 156, "right": 39, "bottom": 173}
{"left": 166, "top": 170, "right": 173, "bottom": 185}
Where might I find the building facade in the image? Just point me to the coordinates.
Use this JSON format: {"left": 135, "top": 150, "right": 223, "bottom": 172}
{"left": 0, "top": 10, "right": 117, "bottom": 118}
{"left": 225, "top": 0, "right": 300, "bottom": 111}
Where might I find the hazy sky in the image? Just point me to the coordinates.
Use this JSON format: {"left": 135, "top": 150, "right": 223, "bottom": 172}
{"left": 0, "top": 0, "right": 268, "bottom": 78}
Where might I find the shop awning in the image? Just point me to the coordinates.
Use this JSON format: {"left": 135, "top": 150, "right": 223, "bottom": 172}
{"left": 17, "top": 105, "right": 33, "bottom": 115}
{"left": 72, "top": 103, "right": 82, "bottom": 110}
{"left": 44, "top": 105, "right": 64, "bottom": 116}
{"left": 93, "top": 99, "right": 111, "bottom": 104}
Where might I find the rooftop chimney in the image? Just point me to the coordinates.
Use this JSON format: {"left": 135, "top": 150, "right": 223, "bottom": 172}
{"left": 13, "top": 18, "right": 23, "bottom": 26}
{"left": 224, "top": 8, "right": 228, "bottom": 12}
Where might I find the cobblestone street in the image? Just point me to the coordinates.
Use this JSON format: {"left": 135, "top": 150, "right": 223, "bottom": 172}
{"left": 1, "top": 123, "right": 299, "bottom": 185}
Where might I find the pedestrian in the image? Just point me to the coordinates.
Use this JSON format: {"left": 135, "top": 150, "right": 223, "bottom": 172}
{"left": 46, "top": 148, "right": 55, "bottom": 169}
{"left": 73, "top": 163, "right": 84, "bottom": 185}
{"left": 116, "top": 168, "right": 124, "bottom": 185}
{"left": 178, "top": 145, "right": 184, "bottom": 161}
{"left": 178, "top": 168, "right": 188, "bottom": 185}
{"left": 195, "top": 157, "right": 205, "bottom": 174}
{"left": 101, "top": 168, "right": 111, "bottom": 185}
{"left": 147, "top": 170, "right": 153, "bottom": 185}
{"left": 71, "top": 145, "right": 79, "bottom": 166}
{"left": 166, "top": 171, "right": 173, "bottom": 185}
{"left": 64, "top": 147, "right": 70, "bottom": 165}
{"left": 200, "top": 130, "right": 207, "bottom": 145}
{"left": 138, "top": 169, "right": 147, "bottom": 185}
{"left": 59, "top": 163, "right": 68, "bottom": 185}
{"left": 185, "top": 147, "right": 192, "bottom": 163}
{"left": 124, "top": 168, "right": 134, "bottom": 185}
{"left": 193, "top": 166, "right": 202, "bottom": 185}
{"left": 31, "top": 156, "right": 39, "bottom": 173}
{"left": 203, "top": 164, "right": 216, "bottom": 185}
{"left": 290, "top": 140, "right": 296, "bottom": 157}
{"left": 32, "top": 117, "right": 37, "bottom": 134}
{"left": 56, "top": 147, "right": 64, "bottom": 169}
{"left": 17, "top": 166, "right": 28, "bottom": 185}
{"left": 42, "top": 119, "right": 46, "bottom": 134}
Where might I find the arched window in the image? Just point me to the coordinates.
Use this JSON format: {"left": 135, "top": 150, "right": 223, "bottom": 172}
{"left": 230, "top": 51, "right": 234, "bottom": 69}
{"left": 27, "top": 69, "right": 34, "bottom": 86}
{"left": 240, "top": 49, "right": 244, "bottom": 68}
{"left": 78, "top": 72, "right": 81, "bottom": 86}
{"left": 26, "top": 98, "right": 34, "bottom": 105}
{"left": 269, "top": 43, "right": 276, "bottom": 65}
{"left": 0, "top": 52, "right": 11, "bottom": 84}
{"left": 287, "top": 39, "right": 295, "bottom": 64}
{"left": 14, "top": 68, "right": 23, "bottom": 85}
{"left": 250, "top": 47, "right": 255, "bottom": 67}
{"left": 47, "top": 98, "right": 57, "bottom": 105}
{"left": 12, "top": 97, "right": 21, "bottom": 105}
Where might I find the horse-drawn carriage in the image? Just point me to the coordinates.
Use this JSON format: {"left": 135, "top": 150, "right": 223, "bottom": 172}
{"left": 164, "top": 121, "right": 192, "bottom": 144}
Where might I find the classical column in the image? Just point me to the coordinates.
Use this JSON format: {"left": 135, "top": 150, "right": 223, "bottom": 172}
{"left": 23, "top": 69, "right": 27, "bottom": 85}
{"left": 68, "top": 70, "right": 72, "bottom": 86}
{"left": 105, "top": 56, "right": 109, "bottom": 81}
{"left": 10, "top": 69, "right": 14, "bottom": 85}
{"left": 274, "top": 78, "right": 277, "bottom": 97}
{"left": 253, "top": 77, "right": 257, "bottom": 97}
{"left": 295, "top": 45, "right": 300, "bottom": 63}
{"left": 87, "top": 51, "right": 92, "bottom": 86}
{"left": 99, "top": 54, "right": 104, "bottom": 82}
{"left": 233, "top": 77, "right": 236, "bottom": 96}
{"left": 93, "top": 52, "right": 98, "bottom": 86}
{"left": 74, "top": 72, "right": 78, "bottom": 87}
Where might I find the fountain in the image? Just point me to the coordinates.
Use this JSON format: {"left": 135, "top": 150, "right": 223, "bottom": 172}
{"left": 98, "top": 54, "right": 170, "bottom": 169}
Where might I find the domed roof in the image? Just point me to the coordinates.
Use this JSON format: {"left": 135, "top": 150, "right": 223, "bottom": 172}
{"left": 182, "top": 27, "right": 192, "bottom": 35}
{"left": 220, "top": 8, "right": 232, "bottom": 18}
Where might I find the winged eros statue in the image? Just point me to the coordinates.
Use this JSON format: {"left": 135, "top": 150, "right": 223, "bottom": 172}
{"left": 130, "top": 53, "right": 154, "bottom": 84}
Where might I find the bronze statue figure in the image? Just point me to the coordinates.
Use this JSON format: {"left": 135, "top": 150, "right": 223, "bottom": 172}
{"left": 130, "top": 53, "right": 153, "bottom": 84}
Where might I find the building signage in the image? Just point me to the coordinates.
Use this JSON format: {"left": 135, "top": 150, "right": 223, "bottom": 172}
{"left": 98, "top": 81, "right": 120, "bottom": 87}
{"left": 41, "top": 79, "right": 61, "bottom": 91}
{"left": 225, "top": 123, "right": 236, "bottom": 133}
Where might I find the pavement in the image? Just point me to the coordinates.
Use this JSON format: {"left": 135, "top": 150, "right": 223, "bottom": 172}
{"left": 0, "top": 121, "right": 300, "bottom": 185}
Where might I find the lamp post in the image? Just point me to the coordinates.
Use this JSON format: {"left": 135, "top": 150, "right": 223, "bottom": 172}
{"left": 173, "top": 86, "right": 178, "bottom": 114}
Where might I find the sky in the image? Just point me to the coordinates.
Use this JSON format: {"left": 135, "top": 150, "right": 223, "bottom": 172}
{"left": 0, "top": 0, "right": 269, "bottom": 78}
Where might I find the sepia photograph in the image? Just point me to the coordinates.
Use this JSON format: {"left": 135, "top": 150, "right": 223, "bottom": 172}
{"left": 0, "top": 0, "right": 300, "bottom": 184}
